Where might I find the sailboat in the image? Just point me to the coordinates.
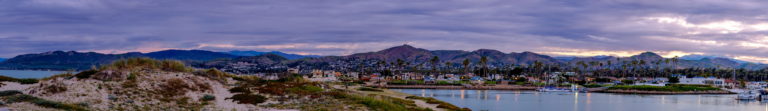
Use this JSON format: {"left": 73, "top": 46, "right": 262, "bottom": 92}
{"left": 737, "top": 90, "right": 760, "bottom": 100}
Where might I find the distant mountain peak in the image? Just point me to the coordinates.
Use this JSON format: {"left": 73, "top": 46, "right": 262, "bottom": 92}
{"left": 473, "top": 49, "right": 504, "bottom": 55}
{"left": 382, "top": 44, "right": 420, "bottom": 51}
{"left": 225, "top": 50, "right": 320, "bottom": 60}
{"left": 638, "top": 52, "right": 660, "bottom": 56}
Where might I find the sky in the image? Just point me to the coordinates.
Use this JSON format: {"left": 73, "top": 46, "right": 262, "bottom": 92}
{"left": 2, "top": 0, "right": 768, "bottom": 63}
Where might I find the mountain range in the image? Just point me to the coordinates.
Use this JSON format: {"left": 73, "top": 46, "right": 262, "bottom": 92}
{"left": 0, "top": 50, "right": 312, "bottom": 70}
{"left": 0, "top": 58, "right": 5, "bottom": 62}
{"left": 1, "top": 45, "right": 766, "bottom": 71}
{"left": 226, "top": 51, "right": 320, "bottom": 60}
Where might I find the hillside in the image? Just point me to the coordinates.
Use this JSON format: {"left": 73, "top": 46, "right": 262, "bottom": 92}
{"left": 226, "top": 51, "right": 320, "bottom": 60}
{"left": 0, "top": 50, "right": 238, "bottom": 70}
{"left": 1, "top": 45, "right": 766, "bottom": 72}
{"left": 0, "top": 58, "right": 449, "bottom": 111}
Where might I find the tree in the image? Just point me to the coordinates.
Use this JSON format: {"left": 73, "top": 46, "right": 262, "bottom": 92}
{"left": 480, "top": 56, "right": 488, "bottom": 77}
{"left": 430, "top": 56, "right": 439, "bottom": 75}
{"left": 668, "top": 76, "right": 679, "bottom": 83}
{"left": 462, "top": 58, "right": 471, "bottom": 74}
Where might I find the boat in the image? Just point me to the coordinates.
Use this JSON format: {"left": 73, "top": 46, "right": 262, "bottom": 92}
{"left": 538, "top": 85, "right": 580, "bottom": 92}
{"left": 737, "top": 90, "right": 760, "bottom": 100}
{"left": 759, "top": 90, "right": 768, "bottom": 101}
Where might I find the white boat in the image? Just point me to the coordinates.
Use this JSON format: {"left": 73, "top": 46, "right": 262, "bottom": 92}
{"left": 737, "top": 90, "right": 760, "bottom": 100}
{"left": 538, "top": 85, "right": 579, "bottom": 92}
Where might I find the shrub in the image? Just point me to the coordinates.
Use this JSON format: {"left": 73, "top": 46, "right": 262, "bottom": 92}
{"left": 582, "top": 84, "right": 604, "bottom": 88}
{"left": 0, "top": 76, "right": 38, "bottom": 84}
{"left": 287, "top": 85, "right": 324, "bottom": 95}
{"left": 17, "top": 79, "right": 39, "bottom": 84}
{"left": 160, "top": 60, "right": 189, "bottom": 72}
{"left": 0, "top": 90, "right": 22, "bottom": 96}
{"left": 4, "top": 94, "right": 86, "bottom": 111}
{"left": 41, "top": 73, "right": 74, "bottom": 81}
{"left": 228, "top": 86, "right": 250, "bottom": 93}
{"left": 42, "top": 85, "right": 67, "bottom": 95}
{"left": 621, "top": 80, "right": 634, "bottom": 84}
{"left": 101, "top": 58, "right": 191, "bottom": 72}
{"left": 4, "top": 94, "right": 38, "bottom": 103}
{"left": 75, "top": 70, "right": 98, "bottom": 79}
{"left": 484, "top": 81, "right": 497, "bottom": 85}
{"left": 127, "top": 73, "right": 137, "bottom": 80}
{"left": 156, "top": 78, "right": 191, "bottom": 97}
{"left": 201, "top": 94, "right": 215, "bottom": 101}
{"left": 358, "top": 87, "right": 384, "bottom": 92}
{"left": 226, "top": 93, "right": 267, "bottom": 105}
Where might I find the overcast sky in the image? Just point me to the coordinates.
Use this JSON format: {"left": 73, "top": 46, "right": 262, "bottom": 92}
{"left": 2, "top": 0, "right": 768, "bottom": 62}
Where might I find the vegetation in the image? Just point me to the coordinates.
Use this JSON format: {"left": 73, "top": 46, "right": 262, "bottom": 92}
{"left": 1, "top": 94, "right": 87, "bottom": 111}
{"left": 668, "top": 77, "right": 680, "bottom": 83}
{"left": 200, "top": 94, "right": 215, "bottom": 101}
{"left": 0, "top": 75, "right": 38, "bottom": 84}
{"left": 406, "top": 96, "right": 471, "bottom": 111}
{"left": 582, "top": 84, "right": 605, "bottom": 88}
{"left": 287, "top": 85, "right": 324, "bottom": 95}
{"left": 325, "top": 90, "right": 434, "bottom": 111}
{"left": 40, "top": 73, "right": 74, "bottom": 81}
{"left": 99, "top": 58, "right": 191, "bottom": 72}
{"left": 226, "top": 93, "right": 267, "bottom": 105}
{"left": 357, "top": 87, "right": 384, "bottom": 92}
{"left": 74, "top": 70, "right": 98, "bottom": 79}
{"left": 608, "top": 84, "right": 720, "bottom": 92}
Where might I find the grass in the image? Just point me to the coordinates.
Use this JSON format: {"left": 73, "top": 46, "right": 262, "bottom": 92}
{"left": 99, "top": 58, "right": 191, "bottom": 72}
{"left": 582, "top": 84, "right": 605, "bottom": 88}
{"left": 74, "top": 70, "right": 98, "bottom": 79}
{"left": 608, "top": 84, "right": 721, "bottom": 92}
{"left": 2, "top": 94, "right": 87, "bottom": 111}
{"left": 287, "top": 85, "right": 325, "bottom": 95}
{"left": 0, "top": 90, "right": 23, "bottom": 96}
{"left": 40, "top": 73, "right": 74, "bottom": 81}
{"left": 388, "top": 80, "right": 425, "bottom": 85}
{"left": 327, "top": 91, "right": 410, "bottom": 111}
{"left": 406, "top": 96, "right": 471, "bottom": 111}
{"left": 0, "top": 75, "right": 38, "bottom": 84}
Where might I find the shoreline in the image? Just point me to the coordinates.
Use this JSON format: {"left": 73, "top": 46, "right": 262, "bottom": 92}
{"left": 596, "top": 89, "right": 736, "bottom": 95}
{"left": 374, "top": 85, "right": 539, "bottom": 90}
{"left": 375, "top": 85, "right": 736, "bottom": 95}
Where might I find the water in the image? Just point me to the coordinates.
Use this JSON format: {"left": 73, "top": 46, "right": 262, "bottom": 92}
{"left": 0, "top": 70, "right": 65, "bottom": 79}
{"left": 394, "top": 89, "right": 766, "bottom": 111}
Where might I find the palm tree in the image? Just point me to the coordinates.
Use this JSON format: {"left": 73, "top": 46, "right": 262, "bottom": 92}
{"left": 480, "top": 56, "right": 488, "bottom": 77}
{"left": 463, "top": 58, "right": 471, "bottom": 74}
{"left": 445, "top": 62, "right": 453, "bottom": 74}
{"left": 396, "top": 59, "right": 404, "bottom": 74}
{"left": 430, "top": 56, "right": 440, "bottom": 75}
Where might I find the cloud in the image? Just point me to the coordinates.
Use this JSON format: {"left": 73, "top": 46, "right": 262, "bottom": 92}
{"left": 1, "top": 0, "right": 768, "bottom": 63}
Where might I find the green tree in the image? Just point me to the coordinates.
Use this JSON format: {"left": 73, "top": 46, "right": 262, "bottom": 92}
{"left": 430, "top": 56, "right": 440, "bottom": 75}
{"left": 480, "top": 56, "right": 488, "bottom": 77}
{"left": 463, "top": 58, "right": 471, "bottom": 74}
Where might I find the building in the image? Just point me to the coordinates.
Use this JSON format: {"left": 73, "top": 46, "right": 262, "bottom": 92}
{"left": 679, "top": 76, "right": 725, "bottom": 87}
{"left": 287, "top": 68, "right": 299, "bottom": 74}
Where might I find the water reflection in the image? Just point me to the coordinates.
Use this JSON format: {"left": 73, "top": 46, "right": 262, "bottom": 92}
{"left": 396, "top": 89, "right": 764, "bottom": 111}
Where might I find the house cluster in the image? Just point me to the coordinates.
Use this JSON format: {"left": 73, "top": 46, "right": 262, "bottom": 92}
{"left": 286, "top": 68, "right": 766, "bottom": 88}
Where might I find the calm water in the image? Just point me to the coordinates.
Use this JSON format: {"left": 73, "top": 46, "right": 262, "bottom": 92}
{"left": 394, "top": 89, "right": 766, "bottom": 111}
{"left": 0, "top": 70, "right": 65, "bottom": 79}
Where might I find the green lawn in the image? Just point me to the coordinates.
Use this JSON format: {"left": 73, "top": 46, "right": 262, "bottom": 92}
{"left": 607, "top": 84, "right": 720, "bottom": 92}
